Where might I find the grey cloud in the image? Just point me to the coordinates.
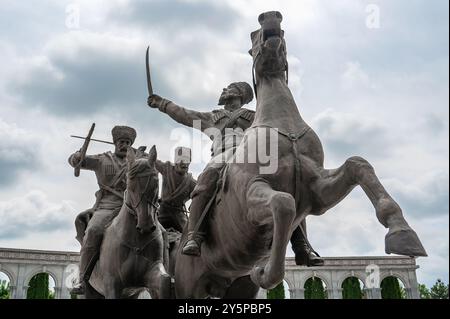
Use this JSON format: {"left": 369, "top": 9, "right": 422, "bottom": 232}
{"left": 9, "top": 30, "right": 231, "bottom": 128}
{"left": 7, "top": 34, "right": 188, "bottom": 133}
{"left": 0, "top": 191, "right": 75, "bottom": 240}
{"left": 0, "top": 119, "right": 41, "bottom": 187}
{"left": 389, "top": 172, "right": 449, "bottom": 219}
{"left": 421, "top": 113, "right": 448, "bottom": 136}
{"left": 311, "top": 109, "right": 391, "bottom": 162}
{"left": 109, "top": 0, "right": 239, "bottom": 33}
{"left": 12, "top": 47, "right": 148, "bottom": 117}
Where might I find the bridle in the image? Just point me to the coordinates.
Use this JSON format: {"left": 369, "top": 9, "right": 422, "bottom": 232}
{"left": 251, "top": 29, "right": 289, "bottom": 99}
{"left": 124, "top": 171, "right": 159, "bottom": 220}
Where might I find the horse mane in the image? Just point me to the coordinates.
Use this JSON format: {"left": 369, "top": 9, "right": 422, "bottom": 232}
{"left": 128, "top": 158, "right": 153, "bottom": 179}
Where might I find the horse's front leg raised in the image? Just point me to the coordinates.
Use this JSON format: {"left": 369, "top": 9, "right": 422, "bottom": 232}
{"left": 311, "top": 156, "right": 427, "bottom": 257}
{"left": 246, "top": 180, "right": 296, "bottom": 289}
{"left": 145, "top": 261, "right": 172, "bottom": 299}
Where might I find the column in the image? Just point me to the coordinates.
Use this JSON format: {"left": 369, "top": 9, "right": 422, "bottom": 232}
{"left": 289, "top": 288, "right": 304, "bottom": 299}
{"left": 54, "top": 286, "right": 62, "bottom": 299}
{"left": 256, "top": 288, "right": 267, "bottom": 299}
{"left": 9, "top": 285, "right": 17, "bottom": 299}
{"left": 329, "top": 288, "right": 343, "bottom": 299}
{"left": 407, "top": 270, "right": 420, "bottom": 299}
{"left": 364, "top": 288, "right": 381, "bottom": 299}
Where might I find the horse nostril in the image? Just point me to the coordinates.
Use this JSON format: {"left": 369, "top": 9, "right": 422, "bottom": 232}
{"left": 275, "top": 11, "right": 283, "bottom": 21}
{"left": 151, "top": 225, "right": 157, "bottom": 231}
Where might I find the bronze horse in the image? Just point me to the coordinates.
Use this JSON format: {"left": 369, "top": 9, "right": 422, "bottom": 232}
{"left": 174, "top": 11, "right": 426, "bottom": 298}
{"left": 86, "top": 146, "right": 171, "bottom": 299}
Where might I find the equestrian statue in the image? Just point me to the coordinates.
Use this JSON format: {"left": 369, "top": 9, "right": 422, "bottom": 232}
{"left": 146, "top": 11, "right": 426, "bottom": 298}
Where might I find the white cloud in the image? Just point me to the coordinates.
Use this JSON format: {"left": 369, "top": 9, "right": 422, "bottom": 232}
{"left": 0, "top": 118, "right": 42, "bottom": 185}
{"left": 341, "top": 61, "right": 372, "bottom": 90}
{"left": 0, "top": 190, "right": 76, "bottom": 240}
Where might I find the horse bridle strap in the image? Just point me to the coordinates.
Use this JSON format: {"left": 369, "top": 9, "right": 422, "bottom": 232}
{"left": 251, "top": 40, "right": 289, "bottom": 99}
{"left": 256, "top": 124, "right": 310, "bottom": 208}
{"left": 249, "top": 125, "right": 320, "bottom": 257}
{"left": 121, "top": 230, "right": 160, "bottom": 256}
{"left": 124, "top": 173, "right": 159, "bottom": 217}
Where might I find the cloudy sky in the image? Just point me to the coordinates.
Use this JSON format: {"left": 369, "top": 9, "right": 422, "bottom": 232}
{"left": 0, "top": 0, "right": 448, "bottom": 288}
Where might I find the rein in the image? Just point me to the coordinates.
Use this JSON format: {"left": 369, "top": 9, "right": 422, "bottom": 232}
{"left": 251, "top": 33, "right": 289, "bottom": 99}
{"left": 124, "top": 172, "right": 159, "bottom": 216}
{"left": 121, "top": 172, "right": 161, "bottom": 261}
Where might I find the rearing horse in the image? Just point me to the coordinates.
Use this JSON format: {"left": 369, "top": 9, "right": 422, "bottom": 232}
{"left": 174, "top": 11, "right": 426, "bottom": 299}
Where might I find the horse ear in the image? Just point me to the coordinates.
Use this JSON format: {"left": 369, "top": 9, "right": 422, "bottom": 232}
{"left": 126, "top": 147, "right": 136, "bottom": 166}
{"left": 148, "top": 145, "right": 157, "bottom": 166}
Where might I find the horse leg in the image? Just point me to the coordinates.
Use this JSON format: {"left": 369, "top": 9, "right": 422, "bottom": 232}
{"left": 102, "top": 276, "right": 121, "bottom": 299}
{"left": 311, "top": 156, "right": 427, "bottom": 256}
{"left": 247, "top": 180, "right": 296, "bottom": 289}
{"left": 223, "top": 275, "right": 260, "bottom": 299}
{"left": 84, "top": 281, "right": 104, "bottom": 299}
{"left": 145, "top": 261, "right": 171, "bottom": 299}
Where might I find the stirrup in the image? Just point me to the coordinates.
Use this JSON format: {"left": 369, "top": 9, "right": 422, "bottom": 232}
{"left": 182, "top": 239, "right": 201, "bottom": 256}
{"left": 294, "top": 245, "right": 324, "bottom": 267}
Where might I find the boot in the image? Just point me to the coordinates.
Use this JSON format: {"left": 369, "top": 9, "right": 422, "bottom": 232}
{"left": 181, "top": 167, "right": 219, "bottom": 257}
{"left": 290, "top": 224, "right": 324, "bottom": 267}
{"left": 70, "top": 247, "right": 98, "bottom": 295}
{"left": 182, "top": 231, "right": 206, "bottom": 256}
{"left": 293, "top": 242, "right": 324, "bottom": 267}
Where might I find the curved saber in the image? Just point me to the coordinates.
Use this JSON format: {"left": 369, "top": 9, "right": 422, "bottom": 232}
{"left": 74, "top": 123, "right": 95, "bottom": 177}
{"left": 146, "top": 46, "right": 153, "bottom": 96}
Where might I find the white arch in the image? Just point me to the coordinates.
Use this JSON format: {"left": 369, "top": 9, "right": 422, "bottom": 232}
{"left": 23, "top": 267, "right": 59, "bottom": 290}
{"left": 0, "top": 268, "right": 14, "bottom": 284}
{"left": 337, "top": 272, "right": 367, "bottom": 289}
{"left": 283, "top": 274, "right": 294, "bottom": 291}
{"left": 302, "top": 274, "right": 330, "bottom": 299}
{"left": 302, "top": 274, "right": 331, "bottom": 290}
{"left": 380, "top": 272, "right": 410, "bottom": 289}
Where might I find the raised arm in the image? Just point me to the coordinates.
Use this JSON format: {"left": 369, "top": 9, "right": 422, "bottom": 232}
{"left": 68, "top": 151, "right": 100, "bottom": 171}
{"left": 147, "top": 94, "right": 213, "bottom": 131}
{"left": 155, "top": 159, "right": 167, "bottom": 175}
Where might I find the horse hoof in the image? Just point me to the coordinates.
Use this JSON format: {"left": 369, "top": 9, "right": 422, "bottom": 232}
{"left": 137, "top": 290, "right": 152, "bottom": 299}
{"left": 385, "top": 228, "right": 427, "bottom": 257}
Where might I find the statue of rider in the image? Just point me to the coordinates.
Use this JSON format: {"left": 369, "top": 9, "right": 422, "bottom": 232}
{"left": 147, "top": 83, "right": 323, "bottom": 266}
{"left": 155, "top": 146, "right": 197, "bottom": 233}
{"left": 69, "top": 125, "right": 137, "bottom": 294}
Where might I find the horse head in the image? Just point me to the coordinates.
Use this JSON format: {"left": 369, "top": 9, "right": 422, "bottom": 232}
{"left": 249, "top": 11, "right": 287, "bottom": 89}
{"left": 125, "top": 145, "right": 159, "bottom": 234}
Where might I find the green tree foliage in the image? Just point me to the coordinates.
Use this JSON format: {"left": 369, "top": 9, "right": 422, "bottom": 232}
{"left": 430, "top": 279, "right": 449, "bottom": 299}
{"left": 0, "top": 280, "right": 10, "bottom": 299}
{"left": 304, "top": 277, "right": 327, "bottom": 299}
{"left": 381, "top": 276, "right": 403, "bottom": 299}
{"left": 27, "top": 273, "right": 50, "bottom": 299}
{"left": 419, "top": 283, "right": 431, "bottom": 299}
{"left": 342, "top": 277, "right": 363, "bottom": 299}
{"left": 267, "top": 281, "right": 285, "bottom": 299}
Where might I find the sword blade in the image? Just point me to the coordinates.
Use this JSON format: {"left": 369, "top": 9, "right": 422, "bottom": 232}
{"left": 71, "top": 135, "right": 115, "bottom": 145}
{"left": 146, "top": 46, "right": 153, "bottom": 96}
